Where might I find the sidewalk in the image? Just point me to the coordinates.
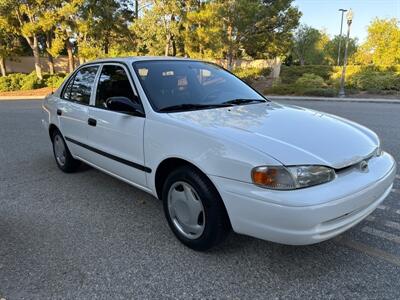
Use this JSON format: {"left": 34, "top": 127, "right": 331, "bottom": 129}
{"left": 266, "top": 95, "right": 400, "bottom": 104}
{"left": 0, "top": 95, "right": 46, "bottom": 101}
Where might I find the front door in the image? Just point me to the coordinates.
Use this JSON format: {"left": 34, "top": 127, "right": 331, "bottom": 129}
{"left": 86, "top": 63, "right": 147, "bottom": 187}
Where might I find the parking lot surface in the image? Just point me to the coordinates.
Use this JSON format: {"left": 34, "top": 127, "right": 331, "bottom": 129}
{"left": 0, "top": 99, "right": 399, "bottom": 299}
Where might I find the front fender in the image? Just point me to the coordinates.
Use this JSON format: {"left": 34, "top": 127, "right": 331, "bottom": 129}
{"left": 144, "top": 116, "right": 281, "bottom": 193}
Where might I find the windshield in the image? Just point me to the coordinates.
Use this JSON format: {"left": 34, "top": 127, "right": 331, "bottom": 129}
{"left": 132, "top": 60, "right": 266, "bottom": 112}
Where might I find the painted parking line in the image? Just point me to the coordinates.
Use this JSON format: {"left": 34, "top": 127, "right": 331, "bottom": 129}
{"left": 377, "top": 205, "right": 400, "bottom": 215}
{"left": 335, "top": 236, "right": 400, "bottom": 267}
{"left": 392, "top": 188, "right": 400, "bottom": 194}
{"left": 384, "top": 220, "right": 400, "bottom": 231}
{"left": 362, "top": 226, "right": 400, "bottom": 244}
{"left": 366, "top": 216, "right": 400, "bottom": 231}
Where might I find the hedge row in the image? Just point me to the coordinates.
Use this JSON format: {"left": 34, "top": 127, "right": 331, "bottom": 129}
{"left": 0, "top": 72, "right": 67, "bottom": 92}
{"left": 279, "top": 65, "right": 333, "bottom": 84}
{"left": 266, "top": 65, "right": 400, "bottom": 96}
{"left": 232, "top": 67, "right": 272, "bottom": 83}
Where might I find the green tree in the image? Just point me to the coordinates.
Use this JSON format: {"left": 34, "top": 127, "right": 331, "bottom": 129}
{"left": 39, "top": 0, "right": 63, "bottom": 74}
{"left": 182, "top": 0, "right": 300, "bottom": 68}
{"left": 50, "top": 0, "right": 85, "bottom": 72}
{"left": 183, "top": 1, "right": 224, "bottom": 58}
{"left": 0, "top": 15, "right": 21, "bottom": 76}
{"left": 132, "top": 0, "right": 183, "bottom": 56}
{"left": 84, "top": 0, "right": 133, "bottom": 55}
{"left": 323, "top": 35, "right": 358, "bottom": 66}
{"left": 0, "top": 0, "right": 44, "bottom": 78}
{"left": 238, "top": 0, "right": 301, "bottom": 61}
{"left": 218, "top": 0, "right": 301, "bottom": 69}
{"left": 291, "top": 25, "right": 323, "bottom": 65}
{"left": 354, "top": 18, "right": 400, "bottom": 65}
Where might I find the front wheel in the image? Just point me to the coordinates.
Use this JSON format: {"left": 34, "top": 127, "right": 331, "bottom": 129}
{"left": 52, "top": 131, "right": 80, "bottom": 173}
{"left": 162, "top": 166, "right": 231, "bottom": 251}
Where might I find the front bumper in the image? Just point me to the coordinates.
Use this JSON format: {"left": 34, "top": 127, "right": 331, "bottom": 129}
{"left": 210, "top": 152, "right": 397, "bottom": 245}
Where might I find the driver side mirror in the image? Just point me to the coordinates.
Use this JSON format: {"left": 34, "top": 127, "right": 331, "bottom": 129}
{"left": 106, "top": 96, "right": 144, "bottom": 117}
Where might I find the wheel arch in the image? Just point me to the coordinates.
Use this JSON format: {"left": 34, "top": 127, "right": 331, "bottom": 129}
{"left": 48, "top": 123, "right": 60, "bottom": 141}
{"left": 154, "top": 157, "right": 232, "bottom": 227}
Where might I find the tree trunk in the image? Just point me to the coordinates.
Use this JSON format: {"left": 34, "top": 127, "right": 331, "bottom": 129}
{"left": 165, "top": 38, "right": 170, "bottom": 56}
{"left": 227, "top": 24, "right": 233, "bottom": 70}
{"left": 135, "top": 0, "right": 139, "bottom": 19}
{"left": 299, "top": 57, "right": 305, "bottom": 66}
{"left": 47, "top": 54, "right": 55, "bottom": 75}
{"left": 0, "top": 56, "right": 6, "bottom": 77}
{"left": 32, "top": 36, "right": 42, "bottom": 79}
{"left": 79, "top": 56, "right": 85, "bottom": 65}
{"left": 171, "top": 37, "right": 176, "bottom": 56}
{"left": 66, "top": 39, "right": 75, "bottom": 73}
{"left": 46, "top": 33, "right": 55, "bottom": 75}
{"left": 104, "top": 36, "right": 109, "bottom": 55}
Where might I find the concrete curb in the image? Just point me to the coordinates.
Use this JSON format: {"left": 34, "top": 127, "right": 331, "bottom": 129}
{"left": 0, "top": 95, "right": 46, "bottom": 101}
{"left": 266, "top": 95, "right": 400, "bottom": 104}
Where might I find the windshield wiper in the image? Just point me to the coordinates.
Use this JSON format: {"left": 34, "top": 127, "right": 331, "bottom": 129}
{"left": 221, "top": 98, "right": 266, "bottom": 105}
{"left": 158, "top": 103, "right": 231, "bottom": 112}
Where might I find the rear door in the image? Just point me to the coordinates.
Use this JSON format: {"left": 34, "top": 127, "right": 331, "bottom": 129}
{"left": 86, "top": 63, "right": 147, "bottom": 187}
{"left": 58, "top": 65, "right": 100, "bottom": 160}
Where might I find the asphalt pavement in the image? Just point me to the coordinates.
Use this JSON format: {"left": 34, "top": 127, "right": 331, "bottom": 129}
{"left": 0, "top": 99, "right": 399, "bottom": 299}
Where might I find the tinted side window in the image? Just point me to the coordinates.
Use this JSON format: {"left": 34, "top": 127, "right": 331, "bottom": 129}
{"left": 61, "top": 75, "right": 75, "bottom": 100}
{"left": 68, "top": 66, "right": 98, "bottom": 104}
{"left": 95, "top": 65, "right": 137, "bottom": 109}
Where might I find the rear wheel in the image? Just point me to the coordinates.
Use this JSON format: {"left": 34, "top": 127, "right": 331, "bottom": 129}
{"left": 162, "top": 165, "right": 231, "bottom": 251}
{"left": 52, "top": 131, "right": 80, "bottom": 173}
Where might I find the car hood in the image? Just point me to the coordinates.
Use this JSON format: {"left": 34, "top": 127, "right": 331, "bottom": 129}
{"left": 167, "top": 102, "right": 379, "bottom": 169}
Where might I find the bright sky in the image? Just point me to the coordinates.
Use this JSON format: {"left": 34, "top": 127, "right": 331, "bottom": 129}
{"left": 293, "top": 0, "right": 400, "bottom": 42}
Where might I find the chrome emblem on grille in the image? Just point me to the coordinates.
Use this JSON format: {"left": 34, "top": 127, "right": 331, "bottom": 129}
{"left": 359, "top": 160, "right": 369, "bottom": 172}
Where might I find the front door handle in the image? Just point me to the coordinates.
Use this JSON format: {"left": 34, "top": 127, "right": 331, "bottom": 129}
{"left": 88, "top": 118, "right": 97, "bottom": 127}
{"left": 56, "top": 109, "right": 62, "bottom": 116}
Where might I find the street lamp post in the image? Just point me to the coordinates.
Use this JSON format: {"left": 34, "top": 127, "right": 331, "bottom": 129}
{"left": 338, "top": 9, "right": 353, "bottom": 98}
{"left": 337, "top": 9, "right": 348, "bottom": 66}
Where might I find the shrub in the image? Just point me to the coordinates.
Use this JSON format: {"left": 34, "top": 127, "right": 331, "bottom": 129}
{"left": 351, "top": 70, "right": 400, "bottom": 91}
{"left": 295, "top": 73, "right": 326, "bottom": 89}
{"left": 7, "top": 73, "right": 26, "bottom": 90}
{"left": 302, "top": 88, "right": 337, "bottom": 97}
{"left": 20, "top": 72, "right": 45, "bottom": 90}
{"left": 0, "top": 76, "right": 11, "bottom": 92}
{"left": 265, "top": 84, "right": 297, "bottom": 95}
{"left": 0, "top": 72, "right": 68, "bottom": 92}
{"left": 0, "top": 73, "right": 27, "bottom": 92}
{"left": 44, "top": 73, "right": 67, "bottom": 88}
{"left": 233, "top": 67, "right": 272, "bottom": 83}
{"left": 280, "top": 65, "right": 333, "bottom": 84}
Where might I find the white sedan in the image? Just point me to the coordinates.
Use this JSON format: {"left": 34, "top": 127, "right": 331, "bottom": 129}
{"left": 42, "top": 57, "right": 396, "bottom": 251}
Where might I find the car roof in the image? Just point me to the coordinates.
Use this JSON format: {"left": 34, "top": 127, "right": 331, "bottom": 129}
{"left": 85, "top": 56, "right": 200, "bottom": 65}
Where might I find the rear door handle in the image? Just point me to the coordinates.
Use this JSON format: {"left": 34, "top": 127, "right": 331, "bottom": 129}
{"left": 56, "top": 109, "right": 62, "bottom": 116}
{"left": 88, "top": 118, "right": 97, "bottom": 127}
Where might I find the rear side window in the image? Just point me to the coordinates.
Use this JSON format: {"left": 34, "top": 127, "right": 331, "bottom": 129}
{"left": 95, "top": 65, "right": 137, "bottom": 109}
{"left": 62, "top": 66, "right": 99, "bottom": 104}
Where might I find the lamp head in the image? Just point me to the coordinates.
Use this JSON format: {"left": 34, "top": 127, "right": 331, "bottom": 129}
{"left": 346, "top": 9, "right": 353, "bottom": 24}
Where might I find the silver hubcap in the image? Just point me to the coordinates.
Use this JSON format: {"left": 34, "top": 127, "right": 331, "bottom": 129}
{"left": 54, "top": 135, "right": 66, "bottom": 166}
{"left": 167, "top": 181, "right": 205, "bottom": 239}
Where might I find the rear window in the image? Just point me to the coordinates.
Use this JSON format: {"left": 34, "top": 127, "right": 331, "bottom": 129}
{"left": 62, "top": 66, "right": 99, "bottom": 104}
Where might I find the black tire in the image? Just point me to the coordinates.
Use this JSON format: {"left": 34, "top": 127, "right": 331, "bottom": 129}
{"left": 51, "top": 130, "right": 80, "bottom": 173}
{"left": 162, "top": 165, "right": 231, "bottom": 251}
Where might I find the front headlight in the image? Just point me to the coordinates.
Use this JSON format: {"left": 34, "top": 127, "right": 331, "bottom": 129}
{"left": 251, "top": 165, "right": 336, "bottom": 190}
